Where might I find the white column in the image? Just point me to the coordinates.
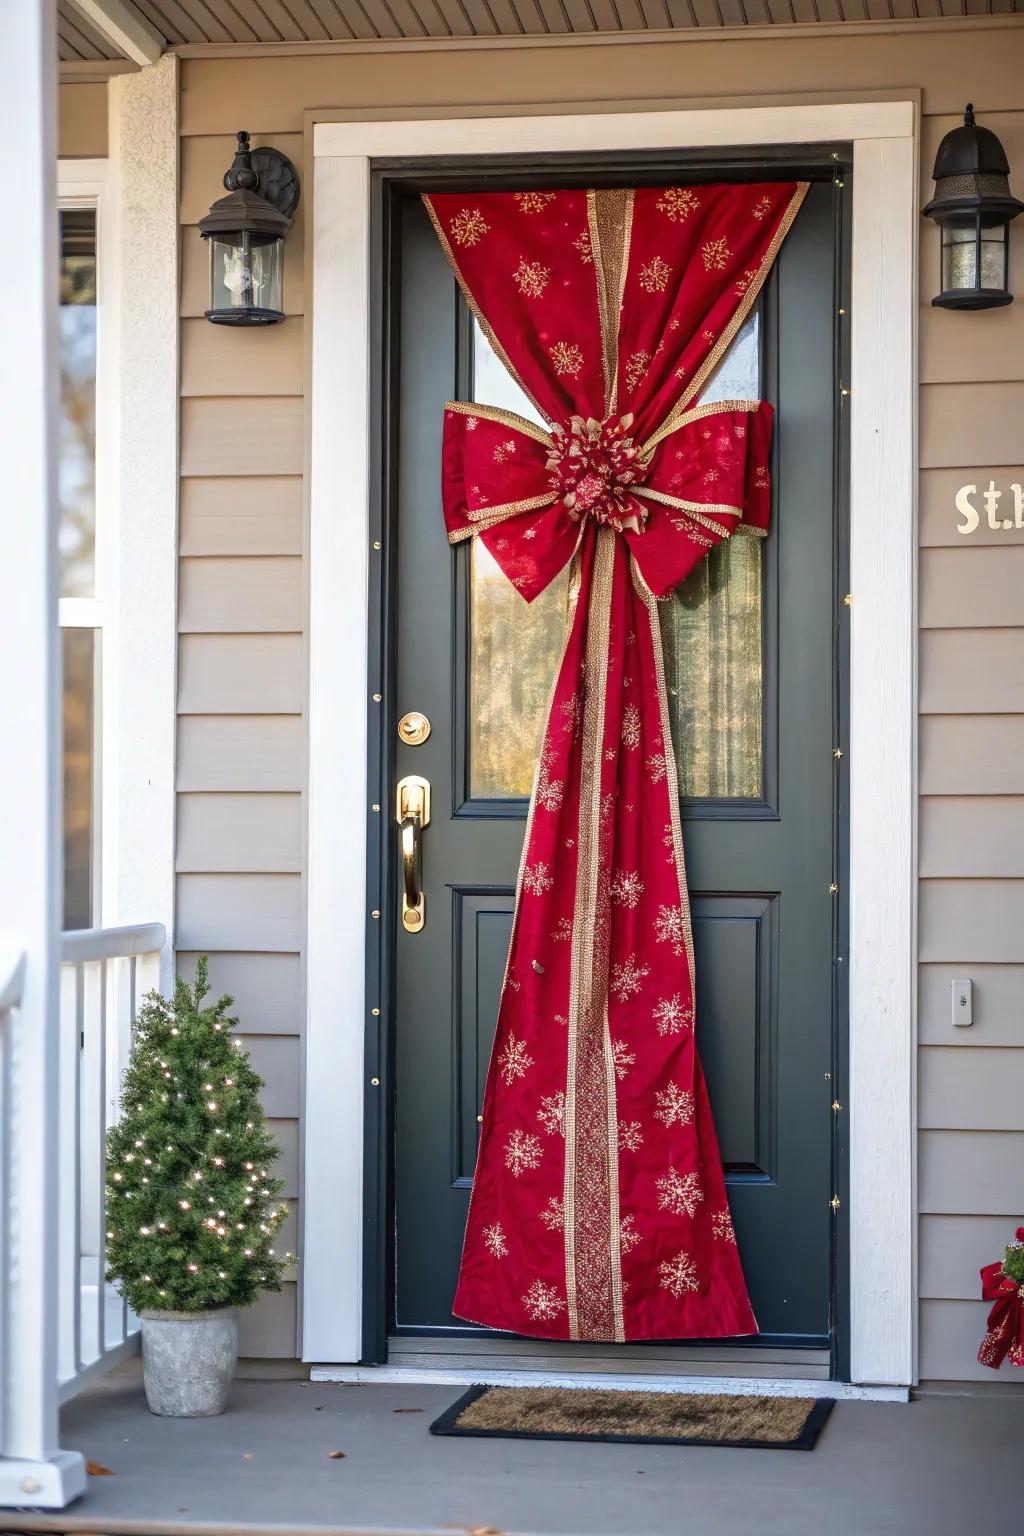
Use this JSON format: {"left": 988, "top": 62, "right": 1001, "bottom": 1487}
{"left": 0, "top": 0, "right": 87, "bottom": 1507}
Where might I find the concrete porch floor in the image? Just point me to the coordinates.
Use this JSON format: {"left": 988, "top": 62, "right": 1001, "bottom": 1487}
{"left": 3, "top": 1363, "right": 1019, "bottom": 1536}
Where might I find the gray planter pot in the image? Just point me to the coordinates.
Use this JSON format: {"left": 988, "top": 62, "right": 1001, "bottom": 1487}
{"left": 139, "top": 1307, "right": 239, "bottom": 1417}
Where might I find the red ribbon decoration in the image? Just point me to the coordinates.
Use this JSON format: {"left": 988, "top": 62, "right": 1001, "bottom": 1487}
{"left": 425, "top": 183, "right": 807, "bottom": 1342}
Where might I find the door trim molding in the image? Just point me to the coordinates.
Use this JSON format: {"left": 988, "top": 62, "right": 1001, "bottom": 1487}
{"left": 305, "top": 99, "right": 918, "bottom": 1386}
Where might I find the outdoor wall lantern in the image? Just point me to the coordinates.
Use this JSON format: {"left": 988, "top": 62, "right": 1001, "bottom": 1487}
{"left": 923, "top": 103, "right": 1023, "bottom": 310}
{"left": 199, "top": 130, "right": 299, "bottom": 325}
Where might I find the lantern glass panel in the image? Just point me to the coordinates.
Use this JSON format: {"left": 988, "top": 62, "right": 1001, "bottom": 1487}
{"left": 208, "top": 231, "right": 284, "bottom": 318}
{"left": 941, "top": 220, "right": 1007, "bottom": 293}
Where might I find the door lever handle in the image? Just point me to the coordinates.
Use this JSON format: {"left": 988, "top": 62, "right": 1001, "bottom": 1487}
{"left": 396, "top": 775, "right": 430, "bottom": 933}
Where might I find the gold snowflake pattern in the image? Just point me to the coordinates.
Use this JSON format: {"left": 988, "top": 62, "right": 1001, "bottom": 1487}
{"left": 619, "top": 1120, "right": 644, "bottom": 1153}
{"left": 505, "top": 1129, "right": 544, "bottom": 1178}
{"left": 482, "top": 1222, "right": 508, "bottom": 1258}
{"left": 498, "top": 1036, "right": 535, "bottom": 1086}
{"left": 492, "top": 439, "right": 517, "bottom": 466}
{"left": 539, "top": 1196, "right": 565, "bottom": 1231}
{"left": 653, "top": 994, "right": 695, "bottom": 1036}
{"left": 712, "top": 1208, "right": 737, "bottom": 1245}
{"left": 537, "top": 1091, "right": 566, "bottom": 1138}
{"left": 619, "top": 1213, "right": 642, "bottom": 1255}
{"left": 523, "top": 862, "right": 555, "bottom": 896}
{"left": 549, "top": 341, "right": 584, "bottom": 378}
{"left": 701, "top": 237, "right": 732, "bottom": 273}
{"left": 639, "top": 255, "right": 672, "bottom": 294}
{"left": 702, "top": 329, "right": 715, "bottom": 344}
{"left": 754, "top": 465, "right": 769, "bottom": 490}
{"left": 734, "top": 269, "right": 757, "bottom": 297}
{"left": 522, "top": 1278, "right": 565, "bottom": 1321}
{"left": 611, "top": 953, "right": 650, "bottom": 1003}
{"left": 515, "top": 191, "right": 556, "bottom": 213}
{"left": 704, "top": 468, "right": 720, "bottom": 485}
{"left": 662, "top": 823, "right": 676, "bottom": 864}
{"left": 560, "top": 694, "right": 582, "bottom": 739}
{"left": 625, "top": 351, "right": 650, "bottom": 393}
{"left": 551, "top": 916, "right": 572, "bottom": 943}
{"left": 465, "top": 414, "right": 479, "bottom": 431}
{"left": 655, "top": 904, "right": 688, "bottom": 957}
{"left": 610, "top": 870, "right": 645, "bottom": 910}
{"left": 659, "top": 1249, "right": 700, "bottom": 1297}
{"left": 656, "top": 188, "right": 701, "bottom": 223}
{"left": 621, "top": 703, "right": 642, "bottom": 750}
{"left": 536, "top": 745, "right": 564, "bottom": 812}
{"left": 654, "top": 1082, "right": 695, "bottom": 1128}
{"left": 514, "top": 257, "right": 551, "bottom": 299}
{"left": 450, "top": 208, "right": 490, "bottom": 248}
{"left": 573, "top": 230, "right": 593, "bottom": 263}
{"left": 656, "top": 1168, "right": 704, "bottom": 1218}
{"left": 611, "top": 1039, "right": 636, "bottom": 1080}
{"left": 752, "top": 194, "right": 773, "bottom": 221}
{"left": 646, "top": 752, "right": 667, "bottom": 784}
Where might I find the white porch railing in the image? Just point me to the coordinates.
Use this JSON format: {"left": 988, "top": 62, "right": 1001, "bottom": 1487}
{"left": 0, "top": 923, "right": 165, "bottom": 1509}
{"left": 56, "top": 925, "right": 165, "bottom": 1403}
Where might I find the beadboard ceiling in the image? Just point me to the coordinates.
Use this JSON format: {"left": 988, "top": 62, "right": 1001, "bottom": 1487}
{"left": 57, "top": 0, "right": 1024, "bottom": 63}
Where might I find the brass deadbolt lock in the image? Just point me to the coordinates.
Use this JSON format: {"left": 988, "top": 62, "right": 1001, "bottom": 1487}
{"left": 397, "top": 712, "right": 431, "bottom": 746}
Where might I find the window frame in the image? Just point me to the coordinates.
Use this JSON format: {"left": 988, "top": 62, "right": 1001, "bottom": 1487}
{"left": 57, "top": 159, "right": 113, "bottom": 930}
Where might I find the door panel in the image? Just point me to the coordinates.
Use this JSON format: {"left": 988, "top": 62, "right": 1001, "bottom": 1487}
{"left": 393, "top": 177, "right": 842, "bottom": 1350}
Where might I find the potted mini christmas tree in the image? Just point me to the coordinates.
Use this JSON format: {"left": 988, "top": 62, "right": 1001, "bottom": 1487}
{"left": 105, "top": 957, "right": 292, "bottom": 1416}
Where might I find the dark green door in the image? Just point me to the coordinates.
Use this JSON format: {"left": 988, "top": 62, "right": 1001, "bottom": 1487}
{"left": 391, "top": 175, "right": 843, "bottom": 1356}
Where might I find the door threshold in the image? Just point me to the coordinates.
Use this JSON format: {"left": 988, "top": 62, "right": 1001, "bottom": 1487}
{"left": 310, "top": 1362, "right": 908, "bottom": 1402}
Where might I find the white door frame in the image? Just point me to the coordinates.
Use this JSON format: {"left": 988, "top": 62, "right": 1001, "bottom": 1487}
{"left": 305, "top": 100, "right": 918, "bottom": 1387}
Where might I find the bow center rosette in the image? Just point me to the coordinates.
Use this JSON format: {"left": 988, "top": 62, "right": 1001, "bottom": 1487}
{"left": 546, "top": 414, "right": 651, "bottom": 536}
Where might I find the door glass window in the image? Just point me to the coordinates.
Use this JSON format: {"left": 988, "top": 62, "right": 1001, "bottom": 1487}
{"left": 469, "top": 321, "right": 569, "bottom": 800}
{"left": 660, "top": 308, "right": 764, "bottom": 800}
{"left": 467, "top": 308, "right": 764, "bottom": 802}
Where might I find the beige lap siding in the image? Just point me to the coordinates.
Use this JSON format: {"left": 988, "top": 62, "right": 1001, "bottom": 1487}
{"left": 176, "top": 126, "right": 304, "bottom": 1351}
{"left": 175, "top": 26, "right": 1024, "bottom": 1371}
{"left": 919, "top": 105, "right": 1024, "bottom": 1377}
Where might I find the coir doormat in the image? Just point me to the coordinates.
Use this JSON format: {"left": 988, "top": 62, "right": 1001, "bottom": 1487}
{"left": 430, "top": 1385, "right": 834, "bottom": 1450}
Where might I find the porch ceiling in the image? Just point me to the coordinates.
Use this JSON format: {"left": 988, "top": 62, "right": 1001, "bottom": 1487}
{"left": 58, "top": 0, "right": 1024, "bottom": 66}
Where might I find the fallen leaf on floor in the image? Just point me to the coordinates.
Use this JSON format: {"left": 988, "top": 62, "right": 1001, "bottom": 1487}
{"left": 85, "top": 1461, "right": 114, "bottom": 1477}
{"left": 328, "top": 1450, "right": 346, "bottom": 1459}
{"left": 393, "top": 1407, "right": 425, "bottom": 1414}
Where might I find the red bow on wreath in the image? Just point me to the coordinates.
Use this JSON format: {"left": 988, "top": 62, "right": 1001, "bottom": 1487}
{"left": 978, "top": 1226, "right": 1024, "bottom": 1370}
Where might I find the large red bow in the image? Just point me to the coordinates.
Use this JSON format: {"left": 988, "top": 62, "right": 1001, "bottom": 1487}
{"left": 442, "top": 398, "right": 774, "bottom": 603}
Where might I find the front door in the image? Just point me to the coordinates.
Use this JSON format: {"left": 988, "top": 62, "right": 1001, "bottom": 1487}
{"left": 389, "top": 166, "right": 845, "bottom": 1363}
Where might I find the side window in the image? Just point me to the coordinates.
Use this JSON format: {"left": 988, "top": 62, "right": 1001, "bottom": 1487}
{"left": 58, "top": 204, "right": 101, "bottom": 929}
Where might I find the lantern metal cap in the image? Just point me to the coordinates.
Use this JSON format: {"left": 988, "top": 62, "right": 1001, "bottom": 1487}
{"left": 923, "top": 104, "right": 1024, "bottom": 223}
{"left": 198, "top": 130, "right": 299, "bottom": 241}
{"left": 199, "top": 185, "right": 291, "bottom": 241}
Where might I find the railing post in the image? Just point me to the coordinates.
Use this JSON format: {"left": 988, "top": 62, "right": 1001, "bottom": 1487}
{"left": 0, "top": 0, "right": 86, "bottom": 1508}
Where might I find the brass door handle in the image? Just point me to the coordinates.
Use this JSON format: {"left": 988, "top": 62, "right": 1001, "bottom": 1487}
{"left": 396, "top": 775, "right": 430, "bottom": 933}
